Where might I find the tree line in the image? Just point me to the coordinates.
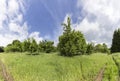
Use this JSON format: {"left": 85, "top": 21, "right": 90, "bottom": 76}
{"left": 0, "top": 17, "right": 119, "bottom": 56}
{"left": 58, "top": 17, "right": 109, "bottom": 56}
{"left": 2, "top": 39, "right": 56, "bottom": 55}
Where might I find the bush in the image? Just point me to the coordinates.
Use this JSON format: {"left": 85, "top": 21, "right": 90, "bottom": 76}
{"left": 29, "top": 38, "right": 38, "bottom": 53}
{"left": 0, "top": 46, "right": 4, "bottom": 52}
{"left": 4, "top": 40, "right": 22, "bottom": 52}
{"left": 94, "top": 43, "right": 109, "bottom": 54}
{"left": 38, "top": 40, "right": 55, "bottom": 53}
{"left": 58, "top": 17, "right": 87, "bottom": 56}
{"left": 86, "top": 43, "right": 94, "bottom": 55}
{"left": 5, "top": 45, "right": 21, "bottom": 52}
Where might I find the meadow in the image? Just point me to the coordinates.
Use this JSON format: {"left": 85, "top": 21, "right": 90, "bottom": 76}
{"left": 0, "top": 52, "right": 119, "bottom": 81}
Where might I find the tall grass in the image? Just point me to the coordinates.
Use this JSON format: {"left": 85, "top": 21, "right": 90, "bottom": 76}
{"left": 112, "top": 53, "right": 120, "bottom": 80}
{"left": 0, "top": 64, "right": 4, "bottom": 81}
{"left": 0, "top": 53, "right": 114, "bottom": 81}
{"left": 102, "top": 55, "right": 118, "bottom": 81}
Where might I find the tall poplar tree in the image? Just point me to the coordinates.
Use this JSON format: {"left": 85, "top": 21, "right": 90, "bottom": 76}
{"left": 111, "top": 28, "right": 120, "bottom": 53}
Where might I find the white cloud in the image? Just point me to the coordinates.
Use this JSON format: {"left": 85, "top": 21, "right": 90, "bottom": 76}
{"left": 29, "top": 32, "right": 43, "bottom": 43}
{"left": 8, "top": 0, "right": 19, "bottom": 15}
{"left": 0, "top": 0, "right": 43, "bottom": 46}
{"left": 73, "top": 18, "right": 99, "bottom": 33}
{"left": 0, "top": 0, "right": 28, "bottom": 46}
{"left": 76, "top": 0, "right": 120, "bottom": 47}
{"left": 80, "top": 0, "right": 120, "bottom": 23}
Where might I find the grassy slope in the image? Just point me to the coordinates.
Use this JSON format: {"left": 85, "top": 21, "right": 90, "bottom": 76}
{"left": 0, "top": 65, "right": 4, "bottom": 81}
{"left": 112, "top": 53, "right": 120, "bottom": 80}
{"left": 102, "top": 55, "right": 118, "bottom": 81}
{"left": 0, "top": 53, "right": 118, "bottom": 81}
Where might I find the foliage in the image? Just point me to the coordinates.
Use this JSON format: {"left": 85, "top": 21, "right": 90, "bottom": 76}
{"left": 22, "top": 38, "right": 31, "bottom": 52}
{"left": 29, "top": 38, "right": 38, "bottom": 53}
{"left": 4, "top": 38, "right": 55, "bottom": 54}
{"left": 12, "top": 40, "right": 22, "bottom": 52}
{"left": 110, "top": 54, "right": 120, "bottom": 81}
{"left": 94, "top": 43, "right": 109, "bottom": 54}
{"left": 111, "top": 28, "right": 120, "bottom": 53}
{"left": 102, "top": 43, "right": 110, "bottom": 54}
{"left": 86, "top": 43, "right": 94, "bottom": 55}
{"left": 5, "top": 40, "right": 22, "bottom": 52}
{"left": 0, "top": 46, "right": 4, "bottom": 52}
{"left": 58, "top": 17, "right": 86, "bottom": 56}
{"left": 38, "top": 40, "right": 55, "bottom": 53}
{"left": 102, "top": 55, "right": 118, "bottom": 81}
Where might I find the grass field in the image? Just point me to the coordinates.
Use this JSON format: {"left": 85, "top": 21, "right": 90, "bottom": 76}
{"left": 112, "top": 53, "right": 120, "bottom": 80}
{"left": 0, "top": 52, "right": 119, "bottom": 81}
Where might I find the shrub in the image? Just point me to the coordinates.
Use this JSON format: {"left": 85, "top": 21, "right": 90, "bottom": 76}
{"left": 0, "top": 46, "right": 4, "bottom": 52}
{"left": 5, "top": 45, "right": 21, "bottom": 52}
{"left": 94, "top": 43, "right": 109, "bottom": 54}
{"left": 38, "top": 40, "right": 55, "bottom": 53}
{"left": 58, "top": 17, "right": 86, "bottom": 56}
{"left": 4, "top": 40, "right": 22, "bottom": 52}
{"left": 86, "top": 43, "right": 94, "bottom": 55}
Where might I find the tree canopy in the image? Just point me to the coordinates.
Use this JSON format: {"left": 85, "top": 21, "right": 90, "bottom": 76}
{"left": 58, "top": 17, "right": 87, "bottom": 56}
{"left": 4, "top": 38, "right": 55, "bottom": 54}
{"left": 111, "top": 28, "right": 120, "bottom": 53}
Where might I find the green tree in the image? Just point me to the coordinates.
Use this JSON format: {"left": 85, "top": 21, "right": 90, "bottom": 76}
{"left": 111, "top": 29, "right": 120, "bottom": 53}
{"left": 94, "top": 44, "right": 103, "bottom": 53}
{"left": 5, "top": 40, "right": 22, "bottom": 52}
{"left": 0, "top": 46, "right": 4, "bottom": 52}
{"left": 38, "top": 40, "right": 55, "bottom": 53}
{"left": 29, "top": 38, "right": 38, "bottom": 53}
{"left": 12, "top": 40, "right": 22, "bottom": 52}
{"left": 86, "top": 43, "right": 94, "bottom": 55}
{"left": 94, "top": 43, "right": 109, "bottom": 53}
{"left": 62, "top": 17, "right": 71, "bottom": 34}
{"left": 102, "top": 43, "right": 110, "bottom": 54}
{"left": 58, "top": 17, "right": 87, "bottom": 56}
{"left": 22, "top": 38, "right": 31, "bottom": 52}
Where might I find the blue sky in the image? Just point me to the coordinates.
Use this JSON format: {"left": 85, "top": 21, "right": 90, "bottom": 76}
{"left": 0, "top": 0, "right": 120, "bottom": 46}
{"left": 25, "top": 0, "right": 80, "bottom": 39}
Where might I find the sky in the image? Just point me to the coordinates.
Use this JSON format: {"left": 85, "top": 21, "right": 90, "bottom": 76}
{"left": 0, "top": 0, "right": 120, "bottom": 47}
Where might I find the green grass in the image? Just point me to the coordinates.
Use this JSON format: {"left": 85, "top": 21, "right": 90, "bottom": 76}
{"left": 102, "top": 55, "right": 118, "bottom": 81}
{"left": 0, "top": 66, "right": 4, "bottom": 81}
{"left": 0, "top": 52, "right": 118, "bottom": 81}
{"left": 112, "top": 53, "right": 120, "bottom": 80}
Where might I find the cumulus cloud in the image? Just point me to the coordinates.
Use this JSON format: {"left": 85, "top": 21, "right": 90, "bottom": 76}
{"left": 29, "top": 32, "right": 43, "bottom": 43}
{"left": 75, "top": 0, "right": 120, "bottom": 46}
{"left": 0, "top": 0, "right": 43, "bottom": 46}
{"left": 73, "top": 18, "right": 100, "bottom": 33}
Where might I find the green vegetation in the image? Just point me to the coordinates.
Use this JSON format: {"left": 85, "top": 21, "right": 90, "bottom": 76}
{"left": 5, "top": 40, "right": 22, "bottom": 52}
{"left": 0, "top": 66, "right": 4, "bottom": 81}
{"left": 102, "top": 55, "right": 118, "bottom": 81}
{"left": 94, "top": 43, "right": 110, "bottom": 54}
{"left": 86, "top": 43, "right": 110, "bottom": 54}
{"left": 0, "top": 46, "right": 4, "bottom": 53}
{"left": 0, "top": 52, "right": 118, "bottom": 81}
{"left": 112, "top": 53, "right": 120, "bottom": 79}
{"left": 86, "top": 43, "right": 94, "bottom": 54}
{"left": 4, "top": 38, "right": 56, "bottom": 54}
{"left": 1, "top": 17, "right": 120, "bottom": 81}
{"left": 29, "top": 38, "right": 38, "bottom": 53}
{"left": 58, "top": 17, "right": 86, "bottom": 56}
{"left": 38, "top": 40, "right": 55, "bottom": 53}
{"left": 4, "top": 17, "right": 110, "bottom": 56}
{"left": 111, "top": 28, "right": 120, "bottom": 53}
